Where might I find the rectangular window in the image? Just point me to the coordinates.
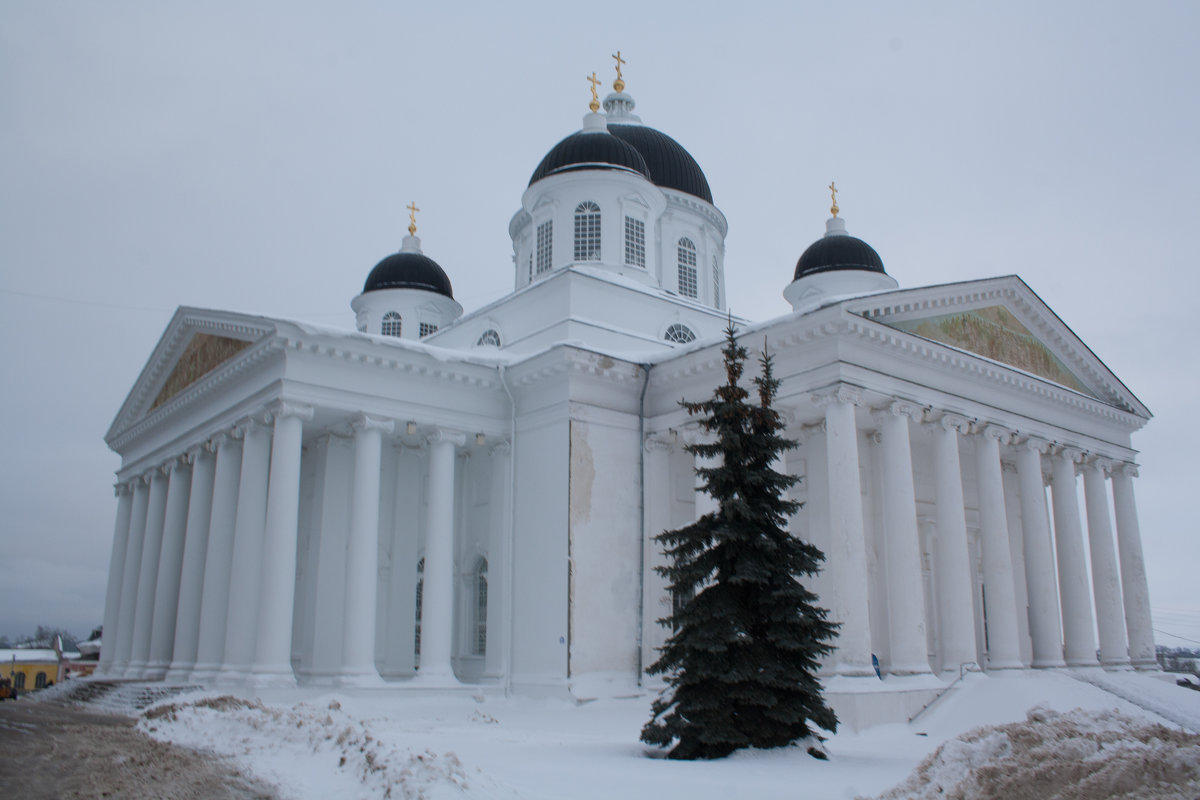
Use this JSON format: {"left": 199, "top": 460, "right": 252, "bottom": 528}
{"left": 574, "top": 205, "right": 601, "bottom": 261}
{"left": 678, "top": 241, "right": 698, "bottom": 298}
{"left": 624, "top": 216, "right": 646, "bottom": 268}
{"left": 419, "top": 322, "right": 438, "bottom": 337}
{"left": 712, "top": 257, "right": 720, "bottom": 306}
{"left": 536, "top": 221, "right": 553, "bottom": 274}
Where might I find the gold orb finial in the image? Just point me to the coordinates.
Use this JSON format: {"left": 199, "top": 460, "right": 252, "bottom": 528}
{"left": 587, "top": 72, "right": 601, "bottom": 112}
{"left": 407, "top": 201, "right": 420, "bottom": 236}
{"left": 612, "top": 50, "right": 626, "bottom": 92}
{"left": 828, "top": 181, "right": 839, "bottom": 217}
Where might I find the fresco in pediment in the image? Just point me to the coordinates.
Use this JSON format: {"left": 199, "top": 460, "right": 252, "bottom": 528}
{"left": 888, "top": 305, "right": 1097, "bottom": 398}
{"left": 151, "top": 333, "right": 252, "bottom": 411}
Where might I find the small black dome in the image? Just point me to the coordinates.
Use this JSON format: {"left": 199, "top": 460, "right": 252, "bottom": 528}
{"left": 363, "top": 251, "right": 454, "bottom": 299}
{"left": 794, "top": 234, "right": 886, "bottom": 280}
{"left": 608, "top": 124, "right": 712, "bottom": 204}
{"left": 529, "top": 131, "right": 651, "bottom": 185}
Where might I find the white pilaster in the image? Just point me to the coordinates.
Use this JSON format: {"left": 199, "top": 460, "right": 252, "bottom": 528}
{"left": 339, "top": 413, "right": 393, "bottom": 686}
{"left": 112, "top": 475, "right": 150, "bottom": 675}
{"left": 1015, "top": 437, "right": 1064, "bottom": 667}
{"left": 873, "top": 401, "right": 931, "bottom": 675}
{"left": 641, "top": 433, "right": 674, "bottom": 684}
{"left": 1050, "top": 446, "right": 1098, "bottom": 667}
{"left": 929, "top": 413, "right": 978, "bottom": 672}
{"left": 219, "top": 418, "right": 272, "bottom": 683}
{"left": 146, "top": 456, "right": 193, "bottom": 679}
{"left": 690, "top": 428, "right": 720, "bottom": 520}
{"left": 972, "top": 425, "right": 1022, "bottom": 670}
{"left": 814, "top": 385, "right": 873, "bottom": 677}
{"left": 414, "top": 428, "right": 466, "bottom": 684}
{"left": 251, "top": 401, "right": 314, "bottom": 686}
{"left": 484, "top": 440, "right": 512, "bottom": 680}
{"left": 129, "top": 465, "right": 170, "bottom": 677}
{"left": 1111, "top": 463, "right": 1156, "bottom": 669}
{"left": 98, "top": 482, "right": 134, "bottom": 675}
{"left": 191, "top": 432, "right": 242, "bottom": 682}
{"left": 166, "top": 445, "right": 216, "bottom": 682}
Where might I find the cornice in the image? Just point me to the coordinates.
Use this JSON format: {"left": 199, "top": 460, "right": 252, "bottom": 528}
{"left": 662, "top": 191, "right": 728, "bottom": 238}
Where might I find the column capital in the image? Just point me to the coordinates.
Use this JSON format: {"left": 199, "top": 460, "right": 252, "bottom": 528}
{"left": 1084, "top": 453, "right": 1113, "bottom": 475}
{"left": 113, "top": 481, "right": 133, "bottom": 497}
{"left": 1055, "top": 445, "right": 1085, "bottom": 463}
{"left": 1113, "top": 461, "right": 1140, "bottom": 479}
{"left": 679, "top": 423, "right": 715, "bottom": 447}
{"left": 233, "top": 416, "right": 268, "bottom": 438}
{"left": 644, "top": 432, "right": 673, "bottom": 453}
{"left": 350, "top": 413, "right": 394, "bottom": 435}
{"left": 931, "top": 412, "right": 971, "bottom": 434}
{"left": 1016, "top": 435, "right": 1050, "bottom": 454}
{"left": 811, "top": 383, "right": 863, "bottom": 409}
{"left": 489, "top": 439, "right": 512, "bottom": 457}
{"left": 978, "top": 423, "right": 1013, "bottom": 443}
{"left": 426, "top": 428, "right": 467, "bottom": 448}
{"left": 267, "top": 399, "right": 315, "bottom": 423}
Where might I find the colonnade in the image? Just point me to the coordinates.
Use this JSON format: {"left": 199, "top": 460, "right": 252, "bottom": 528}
{"left": 652, "top": 382, "right": 1156, "bottom": 679}
{"left": 99, "top": 400, "right": 479, "bottom": 686}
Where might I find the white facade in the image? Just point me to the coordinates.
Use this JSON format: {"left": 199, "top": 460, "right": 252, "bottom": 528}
{"left": 98, "top": 81, "right": 1157, "bottom": 710}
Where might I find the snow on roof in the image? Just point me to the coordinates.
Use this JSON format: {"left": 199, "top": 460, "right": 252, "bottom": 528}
{"left": 0, "top": 648, "right": 60, "bottom": 663}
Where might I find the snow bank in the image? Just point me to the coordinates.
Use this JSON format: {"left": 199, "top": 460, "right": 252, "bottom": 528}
{"left": 870, "top": 706, "right": 1200, "bottom": 800}
{"left": 138, "top": 695, "right": 520, "bottom": 799}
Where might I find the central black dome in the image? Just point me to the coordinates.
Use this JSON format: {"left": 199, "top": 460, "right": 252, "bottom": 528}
{"left": 363, "top": 251, "right": 454, "bottom": 299}
{"left": 794, "top": 235, "right": 886, "bottom": 280}
{"left": 528, "top": 131, "right": 651, "bottom": 185}
{"left": 607, "top": 124, "right": 712, "bottom": 204}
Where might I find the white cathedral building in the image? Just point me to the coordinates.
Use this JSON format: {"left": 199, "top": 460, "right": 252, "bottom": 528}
{"left": 96, "top": 66, "right": 1157, "bottom": 723}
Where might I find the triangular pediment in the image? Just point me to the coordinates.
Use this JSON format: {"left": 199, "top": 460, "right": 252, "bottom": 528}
{"left": 845, "top": 276, "right": 1150, "bottom": 418}
{"left": 106, "top": 307, "right": 276, "bottom": 445}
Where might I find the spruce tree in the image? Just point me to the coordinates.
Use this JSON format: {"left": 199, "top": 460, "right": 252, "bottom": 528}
{"left": 641, "top": 324, "right": 839, "bottom": 760}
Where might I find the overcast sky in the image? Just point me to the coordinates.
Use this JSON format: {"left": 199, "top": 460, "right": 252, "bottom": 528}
{"left": 2, "top": 2, "right": 1198, "bottom": 648}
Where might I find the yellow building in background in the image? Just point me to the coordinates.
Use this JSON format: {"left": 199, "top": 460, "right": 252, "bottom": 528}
{"left": 1, "top": 649, "right": 65, "bottom": 692}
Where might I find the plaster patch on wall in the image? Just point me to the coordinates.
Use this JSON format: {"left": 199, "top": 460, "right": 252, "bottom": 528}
{"left": 152, "top": 333, "right": 252, "bottom": 411}
{"left": 569, "top": 421, "right": 595, "bottom": 525}
{"left": 887, "top": 305, "right": 1096, "bottom": 398}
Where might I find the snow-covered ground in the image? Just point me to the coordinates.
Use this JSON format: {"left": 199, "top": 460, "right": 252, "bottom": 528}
{"left": 122, "top": 670, "right": 1200, "bottom": 800}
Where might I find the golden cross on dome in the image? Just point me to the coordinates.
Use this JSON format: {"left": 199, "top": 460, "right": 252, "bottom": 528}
{"left": 612, "top": 50, "right": 626, "bottom": 92}
{"left": 829, "top": 182, "right": 839, "bottom": 217}
{"left": 587, "top": 72, "right": 601, "bottom": 112}
{"left": 407, "top": 201, "right": 420, "bottom": 236}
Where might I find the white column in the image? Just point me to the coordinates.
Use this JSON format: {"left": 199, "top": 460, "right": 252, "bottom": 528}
{"left": 112, "top": 475, "right": 150, "bottom": 675}
{"left": 641, "top": 433, "right": 674, "bottom": 683}
{"left": 873, "top": 401, "right": 932, "bottom": 675}
{"left": 814, "top": 385, "right": 873, "bottom": 677}
{"left": 146, "top": 456, "right": 193, "bottom": 679}
{"left": 1111, "top": 463, "right": 1156, "bottom": 669}
{"left": 1050, "top": 446, "right": 1098, "bottom": 666}
{"left": 219, "top": 418, "right": 272, "bottom": 683}
{"left": 98, "top": 483, "right": 134, "bottom": 675}
{"left": 485, "top": 440, "right": 512, "bottom": 680}
{"left": 691, "top": 430, "right": 720, "bottom": 519}
{"left": 1002, "top": 460, "right": 1033, "bottom": 667}
{"left": 249, "top": 401, "right": 313, "bottom": 685}
{"left": 973, "top": 425, "right": 1023, "bottom": 670}
{"left": 191, "top": 432, "right": 242, "bottom": 682}
{"left": 339, "top": 413, "right": 393, "bottom": 685}
{"left": 1015, "top": 437, "right": 1064, "bottom": 667}
{"left": 166, "top": 445, "right": 216, "bottom": 682}
{"left": 930, "top": 413, "right": 978, "bottom": 672}
{"left": 129, "top": 465, "right": 170, "bottom": 678}
{"left": 1082, "top": 456, "right": 1130, "bottom": 668}
{"left": 414, "top": 429, "right": 465, "bottom": 684}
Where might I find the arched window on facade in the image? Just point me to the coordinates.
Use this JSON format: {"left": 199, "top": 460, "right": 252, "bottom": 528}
{"left": 414, "top": 557, "right": 424, "bottom": 662}
{"left": 35, "top": 672, "right": 47, "bottom": 689}
{"left": 574, "top": 201, "right": 601, "bottom": 261}
{"left": 13, "top": 672, "right": 25, "bottom": 689}
{"left": 473, "top": 557, "right": 488, "bottom": 656}
{"left": 476, "top": 329, "right": 501, "bottom": 347}
{"left": 381, "top": 311, "right": 402, "bottom": 337}
{"left": 677, "top": 237, "right": 698, "bottom": 298}
{"left": 624, "top": 216, "right": 645, "bottom": 267}
{"left": 664, "top": 323, "right": 696, "bottom": 344}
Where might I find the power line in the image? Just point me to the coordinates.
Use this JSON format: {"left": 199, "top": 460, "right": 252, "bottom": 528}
{"left": 1155, "top": 628, "right": 1200, "bottom": 647}
{"left": 0, "top": 288, "right": 172, "bottom": 313}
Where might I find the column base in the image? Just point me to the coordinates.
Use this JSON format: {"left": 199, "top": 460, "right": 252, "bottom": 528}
{"left": 214, "top": 666, "right": 251, "bottom": 687}
{"left": 163, "top": 663, "right": 196, "bottom": 684}
{"left": 187, "top": 663, "right": 222, "bottom": 685}
{"left": 336, "top": 669, "right": 386, "bottom": 689}
{"left": 1131, "top": 657, "right": 1160, "bottom": 671}
{"left": 1065, "top": 656, "right": 1101, "bottom": 668}
{"left": 886, "top": 663, "right": 935, "bottom": 677}
{"left": 985, "top": 658, "right": 1025, "bottom": 671}
{"left": 247, "top": 665, "right": 298, "bottom": 689}
{"left": 142, "top": 661, "right": 169, "bottom": 681}
{"left": 1031, "top": 658, "right": 1068, "bottom": 669}
{"left": 409, "top": 667, "right": 462, "bottom": 688}
{"left": 836, "top": 663, "right": 878, "bottom": 679}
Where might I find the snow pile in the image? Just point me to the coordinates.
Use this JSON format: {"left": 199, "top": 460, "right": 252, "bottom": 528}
{"left": 138, "top": 695, "right": 519, "bottom": 799}
{"left": 871, "top": 705, "right": 1200, "bottom": 800}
